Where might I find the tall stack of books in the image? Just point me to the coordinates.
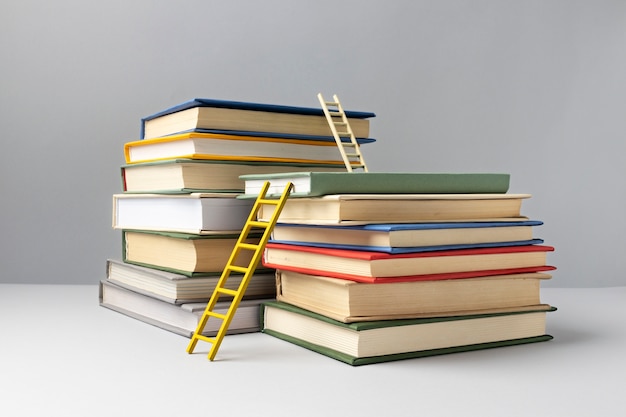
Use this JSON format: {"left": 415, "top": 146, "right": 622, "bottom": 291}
{"left": 238, "top": 171, "right": 557, "bottom": 365}
{"left": 100, "top": 98, "right": 377, "bottom": 338}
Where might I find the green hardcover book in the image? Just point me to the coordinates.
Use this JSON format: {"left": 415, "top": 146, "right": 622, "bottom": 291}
{"left": 260, "top": 301, "right": 555, "bottom": 366}
{"left": 239, "top": 171, "right": 510, "bottom": 198}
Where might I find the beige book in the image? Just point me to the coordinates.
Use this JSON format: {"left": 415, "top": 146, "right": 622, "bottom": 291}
{"left": 276, "top": 269, "right": 552, "bottom": 323}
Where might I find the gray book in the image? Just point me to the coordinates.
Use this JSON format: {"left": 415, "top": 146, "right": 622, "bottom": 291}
{"left": 99, "top": 279, "right": 272, "bottom": 338}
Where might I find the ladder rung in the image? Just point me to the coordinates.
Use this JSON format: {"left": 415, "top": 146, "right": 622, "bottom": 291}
{"left": 257, "top": 199, "right": 281, "bottom": 205}
{"left": 227, "top": 265, "right": 249, "bottom": 274}
{"left": 238, "top": 242, "right": 259, "bottom": 251}
{"left": 341, "top": 143, "right": 356, "bottom": 148}
{"left": 248, "top": 220, "right": 269, "bottom": 228}
{"left": 325, "top": 101, "right": 339, "bottom": 106}
{"left": 215, "top": 287, "right": 238, "bottom": 297}
{"left": 205, "top": 310, "right": 228, "bottom": 319}
{"left": 336, "top": 132, "right": 351, "bottom": 136}
{"left": 194, "top": 334, "right": 216, "bottom": 344}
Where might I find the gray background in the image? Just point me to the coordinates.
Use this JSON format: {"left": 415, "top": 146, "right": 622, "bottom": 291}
{"left": 2, "top": 0, "right": 624, "bottom": 287}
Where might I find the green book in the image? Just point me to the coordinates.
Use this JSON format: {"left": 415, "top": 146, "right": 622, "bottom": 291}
{"left": 239, "top": 172, "right": 510, "bottom": 198}
{"left": 260, "top": 301, "right": 555, "bottom": 366}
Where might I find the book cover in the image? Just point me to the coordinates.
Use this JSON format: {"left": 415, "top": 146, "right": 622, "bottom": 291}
{"left": 121, "top": 230, "right": 272, "bottom": 277}
{"left": 142, "top": 97, "right": 376, "bottom": 123}
{"left": 121, "top": 159, "right": 348, "bottom": 194}
{"left": 124, "top": 132, "right": 375, "bottom": 165}
{"left": 269, "top": 238, "right": 545, "bottom": 254}
{"left": 260, "top": 301, "right": 555, "bottom": 366}
{"left": 257, "top": 193, "right": 532, "bottom": 224}
{"left": 106, "top": 259, "right": 276, "bottom": 304}
{"left": 140, "top": 98, "right": 376, "bottom": 139}
{"left": 275, "top": 269, "right": 552, "bottom": 322}
{"left": 270, "top": 220, "right": 544, "bottom": 253}
{"left": 112, "top": 192, "right": 254, "bottom": 233}
{"left": 263, "top": 243, "right": 556, "bottom": 283}
{"left": 240, "top": 172, "right": 511, "bottom": 197}
{"left": 100, "top": 280, "right": 272, "bottom": 338}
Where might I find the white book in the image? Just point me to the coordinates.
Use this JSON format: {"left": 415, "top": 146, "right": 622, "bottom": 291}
{"left": 112, "top": 193, "right": 253, "bottom": 233}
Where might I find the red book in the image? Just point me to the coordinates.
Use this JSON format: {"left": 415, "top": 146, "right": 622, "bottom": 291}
{"left": 262, "top": 243, "right": 555, "bottom": 283}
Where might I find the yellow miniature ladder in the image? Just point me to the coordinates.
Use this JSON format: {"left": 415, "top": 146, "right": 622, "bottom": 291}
{"left": 186, "top": 181, "right": 293, "bottom": 361}
{"left": 317, "top": 93, "right": 369, "bottom": 172}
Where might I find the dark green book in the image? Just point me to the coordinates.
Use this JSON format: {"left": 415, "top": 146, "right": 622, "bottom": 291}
{"left": 260, "top": 301, "right": 555, "bottom": 366}
{"left": 240, "top": 171, "right": 510, "bottom": 198}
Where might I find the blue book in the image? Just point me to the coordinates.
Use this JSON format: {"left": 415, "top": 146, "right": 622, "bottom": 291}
{"left": 140, "top": 98, "right": 376, "bottom": 139}
{"left": 269, "top": 220, "right": 544, "bottom": 254}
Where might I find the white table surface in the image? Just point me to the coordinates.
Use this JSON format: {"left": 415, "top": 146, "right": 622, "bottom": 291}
{"left": 1, "top": 284, "right": 624, "bottom": 417}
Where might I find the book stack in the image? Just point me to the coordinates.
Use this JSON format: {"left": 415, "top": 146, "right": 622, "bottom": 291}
{"left": 100, "top": 98, "right": 377, "bottom": 338}
{"left": 238, "top": 171, "right": 557, "bottom": 365}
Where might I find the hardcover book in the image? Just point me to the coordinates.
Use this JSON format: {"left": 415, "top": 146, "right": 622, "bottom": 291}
{"left": 260, "top": 301, "right": 555, "bottom": 366}
{"left": 256, "top": 193, "right": 532, "bottom": 224}
{"left": 240, "top": 171, "right": 511, "bottom": 197}
{"left": 121, "top": 159, "right": 347, "bottom": 194}
{"left": 100, "top": 280, "right": 272, "bottom": 338}
{"left": 140, "top": 97, "right": 375, "bottom": 139}
{"left": 124, "top": 132, "right": 375, "bottom": 165}
{"left": 275, "top": 269, "right": 552, "bottom": 322}
{"left": 112, "top": 192, "right": 253, "bottom": 233}
{"left": 269, "top": 220, "right": 544, "bottom": 253}
{"left": 106, "top": 259, "right": 275, "bottom": 304}
{"left": 262, "top": 242, "right": 556, "bottom": 283}
{"left": 121, "top": 230, "right": 267, "bottom": 277}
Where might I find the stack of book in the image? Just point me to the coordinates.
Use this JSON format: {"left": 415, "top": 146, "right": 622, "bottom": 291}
{"left": 237, "top": 171, "right": 557, "bottom": 365}
{"left": 100, "top": 98, "right": 377, "bottom": 338}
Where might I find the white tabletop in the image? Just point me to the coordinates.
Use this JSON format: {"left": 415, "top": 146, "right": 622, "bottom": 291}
{"left": 1, "top": 284, "right": 624, "bottom": 417}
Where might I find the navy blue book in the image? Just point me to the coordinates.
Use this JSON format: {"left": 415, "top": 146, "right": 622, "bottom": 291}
{"left": 140, "top": 98, "right": 376, "bottom": 140}
{"left": 269, "top": 220, "right": 544, "bottom": 254}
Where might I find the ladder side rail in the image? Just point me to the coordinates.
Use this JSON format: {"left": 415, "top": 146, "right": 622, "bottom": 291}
{"left": 317, "top": 93, "right": 354, "bottom": 172}
{"left": 333, "top": 94, "right": 368, "bottom": 172}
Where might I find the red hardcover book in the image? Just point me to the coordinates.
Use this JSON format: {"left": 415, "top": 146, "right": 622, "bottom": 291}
{"left": 262, "top": 243, "right": 555, "bottom": 283}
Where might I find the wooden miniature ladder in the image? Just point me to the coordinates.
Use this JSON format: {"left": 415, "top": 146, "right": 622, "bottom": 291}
{"left": 186, "top": 181, "right": 293, "bottom": 361}
{"left": 317, "top": 93, "right": 369, "bottom": 172}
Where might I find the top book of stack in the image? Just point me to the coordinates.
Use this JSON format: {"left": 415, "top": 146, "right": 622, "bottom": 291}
{"left": 140, "top": 98, "right": 376, "bottom": 140}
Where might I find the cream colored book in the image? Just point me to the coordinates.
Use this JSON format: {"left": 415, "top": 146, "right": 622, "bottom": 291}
{"left": 263, "top": 242, "right": 555, "bottom": 282}
{"left": 124, "top": 132, "right": 372, "bottom": 165}
{"left": 122, "top": 159, "right": 346, "bottom": 193}
{"left": 276, "top": 269, "right": 552, "bottom": 323}
{"left": 258, "top": 193, "right": 532, "bottom": 224}
{"left": 270, "top": 220, "right": 543, "bottom": 251}
{"left": 141, "top": 98, "right": 374, "bottom": 139}
{"left": 261, "top": 301, "right": 555, "bottom": 366}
